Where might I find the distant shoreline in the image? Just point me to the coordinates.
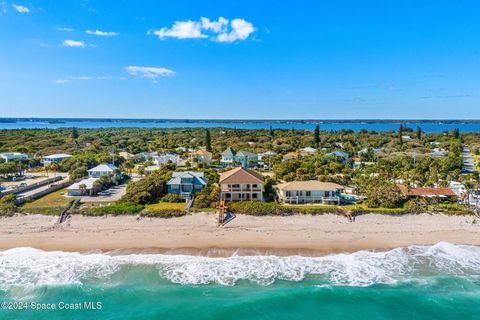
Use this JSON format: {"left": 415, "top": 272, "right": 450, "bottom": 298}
{"left": 2, "top": 117, "right": 480, "bottom": 124}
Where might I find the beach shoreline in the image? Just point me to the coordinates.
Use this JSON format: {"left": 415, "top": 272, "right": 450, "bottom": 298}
{"left": 0, "top": 212, "right": 479, "bottom": 256}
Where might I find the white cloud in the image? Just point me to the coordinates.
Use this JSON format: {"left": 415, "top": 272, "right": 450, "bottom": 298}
{"left": 151, "top": 17, "right": 255, "bottom": 42}
{"left": 152, "top": 20, "right": 206, "bottom": 39}
{"left": 216, "top": 19, "right": 255, "bottom": 43}
{"left": 201, "top": 17, "right": 228, "bottom": 33}
{"left": 55, "top": 79, "right": 69, "bottom": 84}
{"left": 12, "top": 4, "right": 29, "bottom": 13}
{"left": 86, "top": 29, "right": 119, "bottom": 36}
{"left": 71, "top": 76, "right": 93, "bottom": 80}
{"left": 57, "top": 27, "right": 74, "bottom": 32}
{"left": 63, "top": 40, "right": 85, "bottom": 47}
{"left": 124, "top": 66, "right": 175, "bottom": 78}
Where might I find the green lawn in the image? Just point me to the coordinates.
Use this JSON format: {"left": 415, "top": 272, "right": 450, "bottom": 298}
{"left": 144, "top": 202, "right": 186, "bottom": 211}
{"left": 22, "top": 189, "right": 73, "bottom": 208}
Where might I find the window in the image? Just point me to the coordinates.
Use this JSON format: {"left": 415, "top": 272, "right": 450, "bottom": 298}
{"left": 252, "top": 193, "right": 258, "bottom": 199}
{"left": 306, "top": 191, "right": 311, "bottom": 197}
{"left": 252, "top": 184, "right": 258, "bottom": 188}
{"left": 225, "top": 193, "right": 231, "bottom": 199}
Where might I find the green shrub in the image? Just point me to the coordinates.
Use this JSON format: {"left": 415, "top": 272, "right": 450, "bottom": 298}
{"left": 161, "top": 193, "right": 183, "bottom": 203}
{"left": 229, "top": 201, "right": 279, "bottom": 216}
{"left": 21, "top": 206, "right": 64, "bottom": 215}
{"left": 0, "top": 203, "right": 19, "bottom": 216}
{"left": 92, "top": 203, "right": 144, "bottom": 215}
{"left": 140, "top": 209, "right": 185, "bottom": 218}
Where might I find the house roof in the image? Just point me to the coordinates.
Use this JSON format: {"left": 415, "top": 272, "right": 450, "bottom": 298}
{"left": 327, "top": 151, "right": 349, "bottom": 158}
{"left": 67, "top": 177, "right": 98, "bottom": 190}
{"left": 397, "top": 185, "right": 457, "bottom": 197}
{"left": 275, "top": 181, "right": 344, "bottom": 191}
{"left": 284, "top": 152, "right": 299, "bottom": 157}
{"left": 0, "top": 152, "right": 28, "bottom": 158}
{"left": 299, "top": 147, "right": 317, "bottom": 153}
{"left": 219, "top": 167, "right": 264, "bottom": 184}
{"left": 145, "top": 165, "right": 160, "bottom": 172}
{"left": 221, "top": 147, "right": 236, "bottom": 156}
{"left": 192, "top": 150, "right": 212, "bottom": 155}
{"left": 167, "top": 171, "right": 207, "bottom": 185}
{"left": 236, "top": 150, "right": 257, "bottom": 157}
{"left": 43, "top": 153, "right": 72, "bottom": 159}
{"left": 259, "top": 151, "right": 277, "bottom": 156}
{"left": 88, "top": 163, "right": 117, "bottom": 173}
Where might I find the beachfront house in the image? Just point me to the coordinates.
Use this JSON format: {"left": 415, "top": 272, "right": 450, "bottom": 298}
{"left": 88, "top": 163, "right": 118, "bottom": 178}
{"left": 42, "top": 153, "right": 72, "bottom": 166}
{"left": 219, "top": 167, "right": 264, "bottom": 202}
{"left": 275, "top": 181, "right": 344, "bottom": 205}
{"left": 153, "top": 153, "right": 180, "bottom": 166}
{"left": 191, "top": 150, "right": 213, "bottom": 166}
{"left": 0, "top": 152, "right": 29, "bottom": 163}
{"left": 166, "top": 171, "right": 208, "bottom": 199}
{"left": 397, "top": 185, "right": 457, "bottom": 200}
{"left": 299, "top": 147, "right": 317, "bottom": 156}
{"left": 220, "top": 148, "right": 258, "bottom": 168}
{"left": 326, "top": 151, "right": 349, "bottom": 164}
{"left": 66, "top": 177, "right": 98, "bottom": 196}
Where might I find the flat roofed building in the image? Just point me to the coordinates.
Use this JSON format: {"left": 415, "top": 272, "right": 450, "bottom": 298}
{"left": 275, "top": 181, "right": 344, "bottom": 205}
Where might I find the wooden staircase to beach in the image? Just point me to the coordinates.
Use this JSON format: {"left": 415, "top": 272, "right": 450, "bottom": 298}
{"left": 217, "top": 200, "right": 236, "bottom": 226}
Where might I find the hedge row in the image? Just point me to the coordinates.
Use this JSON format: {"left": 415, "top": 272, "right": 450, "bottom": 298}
{"left": 229, "top": 202, "right": 344, "bottom": 216}
{"left": 140, "top": 209, "right": 186, "bottom": 218}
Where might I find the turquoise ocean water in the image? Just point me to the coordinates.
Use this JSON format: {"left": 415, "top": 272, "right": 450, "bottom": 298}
{"left": 1, "top": 242, "right": 479, "bottom": 320}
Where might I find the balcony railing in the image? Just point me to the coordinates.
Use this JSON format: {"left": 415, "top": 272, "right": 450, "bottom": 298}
{"left": 221, "top": 187, "right": 262, "bottom": 192}
{"left": 282, "top": 196, "right": 341, "bottom": 204}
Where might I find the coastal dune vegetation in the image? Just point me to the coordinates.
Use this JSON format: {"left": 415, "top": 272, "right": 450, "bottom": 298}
{"left": 0, "top": 126, "right": 479, "bottom": 217}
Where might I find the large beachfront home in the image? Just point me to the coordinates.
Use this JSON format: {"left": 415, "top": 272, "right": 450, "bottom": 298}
{"left": 42, "top": 153, "right": 72, "bottom": 166}
{"left": 66, "top": 177, "right": 98, "bottom": 196}
{"left": 275, "top": 181, "right": 344, "bottom": 205}
{"left": 88, "top": 163, "right": 118, "bottom": 178}
{"left": 397, "top": 185, "right": 457, "bottom": 199}
{"left": 219, "top": 167, "right": 264, "bottom": 202}
{"left": 220, "top": 148, "right": 258, "bottom": 167}
{"left": 191, "top": 150, "right": 213, "bottom": 166}
{"left": 153, "top": 153, "right": 180, "bottom": 166}
{"left": 0, "top": 152, "right": 29, "bottom": 163}
{"left": 167, "top": 171, "right": 208, "bottom": 199}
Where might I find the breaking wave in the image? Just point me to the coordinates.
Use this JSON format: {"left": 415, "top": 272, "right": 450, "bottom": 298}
{"left": 1, "top": 242, "right": 479, "bottom": 288}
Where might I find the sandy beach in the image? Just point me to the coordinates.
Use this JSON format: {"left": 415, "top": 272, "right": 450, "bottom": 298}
{"left": 0, "top": 213, "right": 479, "bottom": 255}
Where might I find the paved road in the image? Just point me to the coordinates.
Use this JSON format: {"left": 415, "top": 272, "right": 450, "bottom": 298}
{"left": 462, "top": 145, "right": 475, "bottom": 174}
{"left": 16, "top": 183, "right": 58, "bottom": 200}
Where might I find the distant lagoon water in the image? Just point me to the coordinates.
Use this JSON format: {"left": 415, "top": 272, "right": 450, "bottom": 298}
{"left": 2, "top": 120, "right": 480, "bottom": 133}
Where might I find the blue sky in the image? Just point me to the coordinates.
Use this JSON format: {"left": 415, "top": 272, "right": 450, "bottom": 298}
{"left": 1, "top": 0, "right": 480, "bottom": 119}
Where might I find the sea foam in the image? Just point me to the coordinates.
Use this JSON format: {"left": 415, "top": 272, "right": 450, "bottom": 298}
{"left": 1, "top": 242, "right": 479, "bottom": 288}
